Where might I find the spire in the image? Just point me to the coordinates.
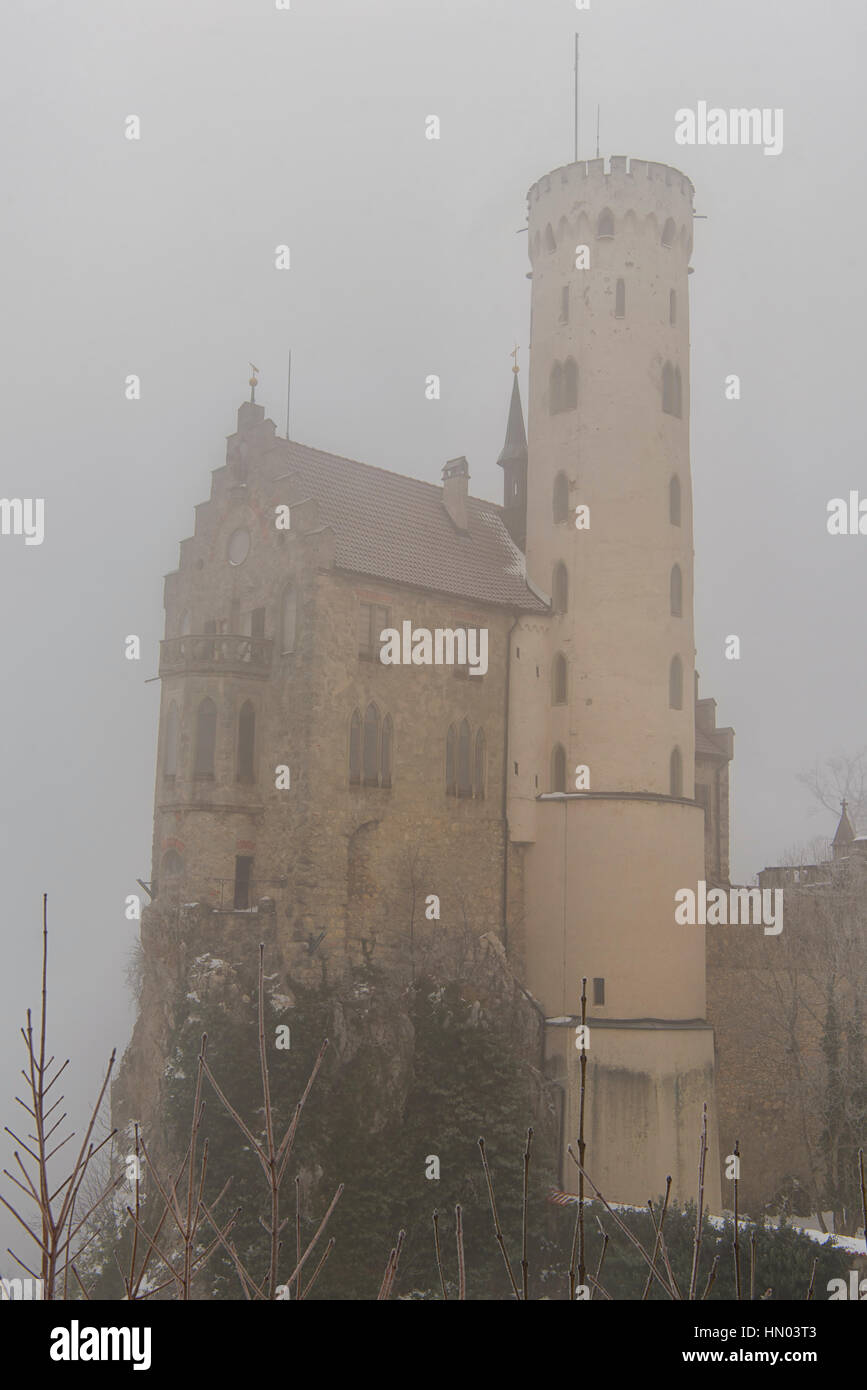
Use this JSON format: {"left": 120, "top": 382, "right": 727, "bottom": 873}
{"left": 833, "top": 799, "right": 856, "bottom": 850}
{"left": 497, "top": 356, "right": 527, "bottom": 471}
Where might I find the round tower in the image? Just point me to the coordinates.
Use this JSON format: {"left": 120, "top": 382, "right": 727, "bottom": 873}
{"left": 526, "top": 155, "right": 695, "bottom": 794}
{"left": 510, "top": 156, "right": 720, "bottom": 1209}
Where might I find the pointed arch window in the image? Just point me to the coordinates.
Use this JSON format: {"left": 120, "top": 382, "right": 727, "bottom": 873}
{"left": 552, "top": 653, "right": 568, "bottom": 705}
{"left": 563, "top": 357, "right": 578, "bottom": 410}
{"left": 363, "top": 703, "right": 380, "bottom": 786}
{"left": 670, "top": 564, "right": 683, "bottom": 618}
{"left": 545, "top": 223, "right": 556, "bottom": 252}
{"left": 161, "top": 849, "right": 183, "bottom": 877}
{"left": 615, "top": 278, "right": 626, "bottom": 318}
{"left": 674, "top": 366, "right": 683, "bottom": 418}
{"left": 446, "top": 724, "right": 457, "bottom": 796}
{"left": 552, "top": 744, "right": 567, "bottom": 793}
{"left": 349, "top": 710, "right": 361, "bottom": 786}
{"left": 281, "top": 583, "right": 297, "bottom": 654}
{"left": 669, "top": 656, "right": 683, "bottom": 711}
{"left": 669, "top": 474, "right": 682, "bottom": 527}
{"left": 193, "top": 697, "right": 217, "bottom": 778}
{"left": 550, "top": 361, "right": 563, "bottom": 415}
{"left": 670, "top": 747, "right": 683, "bottom": 797}
{"left": 597, "top": 208, "right": 614, "bottom": 238}
{"left": 458, "top": 719, "right": 472, "bottom": 797}
{"left": 160, "top": 850, "right": 184, "bottom": 898}
{"left": 553, "top": 472, "right": 569, "bottom": 524}
{"left": 237, "top": 700, "right": 256, "bottom": 783}
{"left": 553, "top": 562, "right": 569, "bottom": 614}
{"left": 163, "top": 701, "right": 179, "bottom": 779}
{"left": 474, "top": 729, "right": 486, "bottom": 800}
{"left": 381, "top": 714, "right": 393, "bottom": 789}
{"left": 662, "top": 361, "right": 675, "bottom": 415}
{"left": 662, "top": 218, "right": 677, "bottom": 248}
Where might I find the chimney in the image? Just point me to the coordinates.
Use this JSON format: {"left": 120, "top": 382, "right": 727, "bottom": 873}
{"left": 442, "top": 456, "right": 469, "bottom": 531}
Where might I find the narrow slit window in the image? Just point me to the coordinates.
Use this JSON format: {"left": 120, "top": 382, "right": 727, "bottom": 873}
{"left": 193, "top": 698, "right": 217, "bottom": 778}
{"left": 670, "top": 564, "right": 682, "bottom": 617}
{"left": 669, "top": 655, "right": 683, "bottom": 710}
{"left": 670, "top": 746, "right": 683, "bottom": 797}
{"left": 237, "top": 700, "right": 256, "bottom": 783}
{"left": 552, "top": 743, "right": 567, "bottom": 793}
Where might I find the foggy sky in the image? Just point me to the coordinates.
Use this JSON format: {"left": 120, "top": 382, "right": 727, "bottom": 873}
{"left": 2, "top": 0, "right": 865, "bottom": 1261}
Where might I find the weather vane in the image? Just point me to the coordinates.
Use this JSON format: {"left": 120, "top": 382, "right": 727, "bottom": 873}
{"left": 511, "top": 343, "right": 520, "bottom": 374}
{"left": 249, "top": 362, "right": 260, "bottom": 403}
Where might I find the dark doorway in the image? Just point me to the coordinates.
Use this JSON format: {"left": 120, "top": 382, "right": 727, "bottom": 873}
{"left": 234, "top": 855, "right": 254, "bottom": 909}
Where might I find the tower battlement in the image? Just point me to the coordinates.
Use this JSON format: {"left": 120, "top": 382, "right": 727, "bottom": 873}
{"left": 527, "top": 156, "right": 695, "bottom": 264}
{"left": 528, "top": 155, "right": 694, "bottom": 203}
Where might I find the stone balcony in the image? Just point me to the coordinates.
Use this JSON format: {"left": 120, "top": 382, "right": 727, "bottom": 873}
{"left": 159, "top": 634, "right": 274, "bottom": 678}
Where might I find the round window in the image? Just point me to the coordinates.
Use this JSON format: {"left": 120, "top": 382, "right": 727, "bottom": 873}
{"left": 227, "top": 528, "right": 251, "bottom": 566}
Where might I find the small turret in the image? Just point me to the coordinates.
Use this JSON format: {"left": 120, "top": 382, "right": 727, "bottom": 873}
{"left": 497, "top": 357, "right": 528, "bottom": 550}
{"left": 833, "top": 800, "right": 857, "bottom": 858}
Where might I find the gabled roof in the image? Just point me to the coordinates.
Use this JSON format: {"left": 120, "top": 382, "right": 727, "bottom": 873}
{"left": 695, "top": 728, "right": 729, "bottom": 759}
{"left": 280, "top": 440, "right": 548, "bottom": 612}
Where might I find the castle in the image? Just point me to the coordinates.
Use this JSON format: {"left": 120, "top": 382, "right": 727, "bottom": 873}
{"left": 120, "top": 156, "right": 736, "bottom": 1211}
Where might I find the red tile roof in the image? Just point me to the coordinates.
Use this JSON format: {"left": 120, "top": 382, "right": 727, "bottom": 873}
{"left": 281, "top": 440, "right": 548, "bottom": 612}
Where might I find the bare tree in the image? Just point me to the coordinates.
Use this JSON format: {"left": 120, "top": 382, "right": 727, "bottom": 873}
{"left": 798, "top": 749, "right": 867, "bottom": 828}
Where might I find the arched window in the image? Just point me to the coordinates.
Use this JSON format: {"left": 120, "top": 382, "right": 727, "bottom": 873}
{"left": 662, "top": 361, "right": 675, "bottom": 415}
{"left": 670, "top": 747, "right": 683, "bottom": 797}
{"left": 662, "top": 217, "right": 676, "bottom": 248}
{"left": 349, "top": 710, "right": 361, "bottom": 785}
{"left": 615, "top": 278, "right": 626, "bottom": 318}
{"left": 474, "top": 729, "right": 486, "bottom": 800}
{"left": 160, "top": 850, "right": 184, "bottom": 897}
{"left": 545, "top": 223, "right": 556, "bottom": 252}
{"left": 552, "top": 653, "right": 568, "bottom": 705}
{"left": 597, "top": 208, "right": 614, "bottom": 238}
{"left": 553, "top": 562, "right": 569, "bottom": 614}
{"left": 458, "top": 719, "right": 472, "bottom": 797}
{"left": 669, "top": 655, "right": 683, "bottom": 710}
{"left": 178, "top": 610, "right": 192, "bottom": 637}
{"left": 237, "top": 700, "right": 255, "bottom": 783}
{"left": 363, "top": 703, "right": 380, "bottom": 786}
{"left": 446, "top": 724, "right": 457, "bottom": 796}
{"left": 193, "top": 697, "right": 217, "bottom": 778}
{"left": 550, "top": 361, "right": 563, "bottom": 415}
{"left": 552, "top": 743, "right": 567, "bottom": 793}
{"left": 381, "top": 714, "right": 393, "bottom": 789}
{"left": 669, "top": 474, "right": 681, "bottom": 526}
{"left": 553, "top": 472, "right": 569, "bottom": 523}
{"left": 163, "top": 701, "right": 179, "bottom": 779}
{"left": 669, "top": 289, "right": 677, "bottom": 324}
{"left": 674, "top": 366, "right": 683, "bottom": 418}
{"left": 563, "top": 357, "right": 578, "bottom": 410}
{"left": 281, "top": 583, "right": 297, "bottom": 654}
{"left": 670, "top": 564, "right": 682, "bottom": 617}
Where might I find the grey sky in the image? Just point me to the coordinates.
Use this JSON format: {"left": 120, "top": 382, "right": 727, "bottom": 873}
{"left": 1, "top": 0, "right": 865, "bottom": 1259}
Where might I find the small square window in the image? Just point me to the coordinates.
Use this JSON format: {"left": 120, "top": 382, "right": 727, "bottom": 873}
{"left": 592, "top": 977, "right": 605, "bottom": 1006}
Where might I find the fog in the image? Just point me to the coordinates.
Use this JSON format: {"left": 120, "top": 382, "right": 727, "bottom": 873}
{"left": 1, "top": 0, "right": 865, "bottom": 1262}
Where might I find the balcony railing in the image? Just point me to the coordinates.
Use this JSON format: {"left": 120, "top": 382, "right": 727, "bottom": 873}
{"left": 160, "top": 634, "right": 273, "bottom": 678}
{"left": 155, "top": 876, "right": 287, "bottom": 911}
